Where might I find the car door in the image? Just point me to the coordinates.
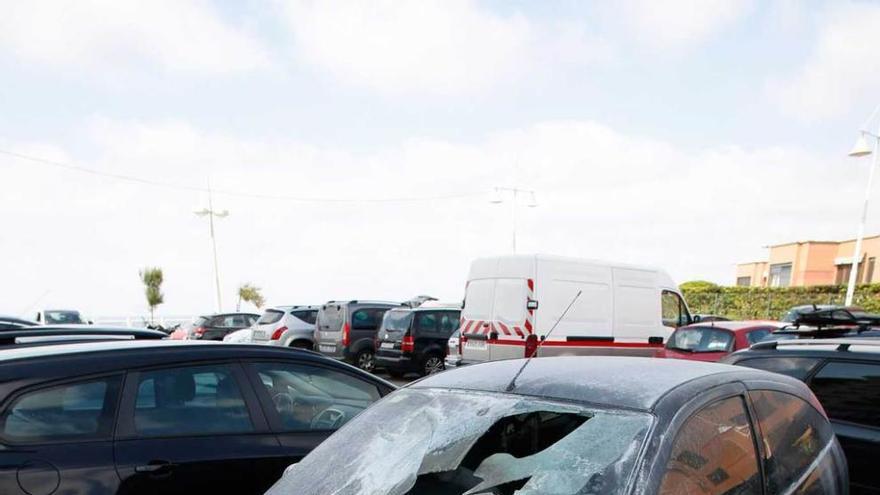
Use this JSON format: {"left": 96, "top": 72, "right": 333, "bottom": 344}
{"left": 807, "top": 360, "right": 880, "bottom": 494}
{"left": 114, "top": 362, "right": 283, "bottom": 495}
{"left": 0, "top": 375, "right": 123, "bottom": 495}
{"left": 243, "top": 360, "right": 387, "bottom": 475}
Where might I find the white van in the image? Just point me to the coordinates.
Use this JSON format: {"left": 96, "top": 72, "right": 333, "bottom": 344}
{"left": 448, "top": 254, "right": 691, "bottom": 367}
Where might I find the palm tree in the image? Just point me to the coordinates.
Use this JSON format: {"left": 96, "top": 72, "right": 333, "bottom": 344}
{"left": 139, "top": 267, "right": 164, "bottom": 325}
{"left": 237, "top": 283, "right": 265, "bottom": 311}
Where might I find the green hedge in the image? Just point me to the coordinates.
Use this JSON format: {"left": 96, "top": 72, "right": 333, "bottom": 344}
{"left": 681, "top": 284, "right": 880, "bottom": 320}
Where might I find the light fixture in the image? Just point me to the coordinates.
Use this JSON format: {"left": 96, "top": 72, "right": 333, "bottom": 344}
{"left": 526, "top": 191, "right": 538, "bottom": 208}
{"left": 849, "top": 133, "right": 873, "bottom": 157}
{"left": 490, "top": 188, "right": 503, "bottom": 204}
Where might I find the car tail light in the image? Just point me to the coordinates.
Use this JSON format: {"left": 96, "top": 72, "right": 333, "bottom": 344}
{"left": 457, "top": 337, "right": 463, "bottom": 355}
{"left": 193, "top": 327, "right": 206, "bottom": 339}
{"left": 341, "top": 322, "right": 350, "bottom": 347}
{"left": 401, "top": 335, "right": 414, "bottom": 353}
{"left": 524, "top": 334, "right": 538, "bottom": 358}
{"left": 271, "top": 326, "right": 288, "bottom": 340}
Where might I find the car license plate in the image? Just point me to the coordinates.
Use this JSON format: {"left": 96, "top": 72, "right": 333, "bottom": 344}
{"left": 381, "top": 342, "right": 395, "bottom": 349}
{"left": 465, "top": 340, "right": 487, "bottom": 350}
{"left": 319, "top": 345, "right": 335, "bottom": 353}
{"left": 253, "top": 330, "right": 266, "bottom": 340}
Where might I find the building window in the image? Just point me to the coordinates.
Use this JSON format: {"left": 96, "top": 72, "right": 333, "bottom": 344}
{"left": 769, "top": 263, "right": 792, "bottom": 287}
{"left": 736, "top": 276, "right": 751, "bottom": 287}
{"left": 867, "top": 257, "right": 875, "bottom": 283}
{"left": 836, "top": 261, "right": 870, "bottom": 285}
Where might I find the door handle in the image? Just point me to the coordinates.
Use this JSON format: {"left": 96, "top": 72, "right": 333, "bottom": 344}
{"left": 135, "top": 461, "right": 176, "bottom": 474}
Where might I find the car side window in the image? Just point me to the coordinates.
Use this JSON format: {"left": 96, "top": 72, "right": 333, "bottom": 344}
{"left": 351, "top": 308, "right": 388, "bottom": 330}
{"left": 439, "top": 312, "right": 461, "bottom": 337}
{"left": 292, "top": 310, "right": 318, "bottom": 325}
{"left": 659, "top": 397, "right": 761, "bottom": 495}
{"left": 661, "top": 290, "right": 689, "bottom": 328}
{"left": 736, "top": 357, "right": 822, "bottom": 381}
{"left": 747, "top": 390, "right": 833, "bottom": 494}
{"left": 133, "top": 364, "right": 253, "bottom": 437}
{"left": 414, "top": 312, "right": 438, "bottom": 335}
{"left": 659, "top": 396, "right": 761, "bottom": 495}
{"left": 250, "top": 362, "right": 381, "bottom": 432}
{"left": 1, "top": 376, "right": 122, "bottom": 443}
{"left": 746, "top": 329, "right": 771, "bottom": 345}
{"left": 809, "top": 361, "right": 880, "bottom": 429}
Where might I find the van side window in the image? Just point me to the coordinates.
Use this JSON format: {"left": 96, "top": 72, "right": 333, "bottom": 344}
{"left": 351, "top": 308, "right": 388, "bottom": 330}
{"left": 659, "top": 396, "right": 761, "bottom": 494}
{"left": 661, "top": 291, "right": 689, "bottom": 328}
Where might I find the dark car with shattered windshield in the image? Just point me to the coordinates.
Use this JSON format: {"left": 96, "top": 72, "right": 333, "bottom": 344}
{"left": 267, "top": 356, "right": 847, "bottom": 495}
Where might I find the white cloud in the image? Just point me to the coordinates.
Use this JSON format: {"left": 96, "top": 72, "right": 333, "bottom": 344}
{"left": 769, "top": 2, "right": 880, "bottom": 120}
{"left": 277, "top": 0, "right": 609, "bottom": 94}
{"left": 606, "top": 0, "right": 754, "bottom": 51}
{"left": 0, "top": 117, "right": 864, "bottom": 319}
{"left": 0, "top": 0, "right": 271, "bottom": 75}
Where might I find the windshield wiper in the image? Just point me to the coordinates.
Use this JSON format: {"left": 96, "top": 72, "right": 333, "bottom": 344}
{"left": 666, "top": 346, "right": 694, "bottom": 352}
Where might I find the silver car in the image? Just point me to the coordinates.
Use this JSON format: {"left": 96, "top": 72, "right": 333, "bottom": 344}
{"left": 251, "top": 305, "right": 319, "bottom": 349}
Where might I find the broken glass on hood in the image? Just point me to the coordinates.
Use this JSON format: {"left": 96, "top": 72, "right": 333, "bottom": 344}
{"left": 266, "top": 388, "right": 652, "bottom": 495}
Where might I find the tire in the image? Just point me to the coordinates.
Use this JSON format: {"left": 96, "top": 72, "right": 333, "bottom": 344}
{"left": 356, "top": 350, "right": 376, "bottom": 373}
{"left": 422, "top": 354, "right": 445, "bottom": 376}
{"left": 290, "top": 340, "right": 313, "bottom": 350}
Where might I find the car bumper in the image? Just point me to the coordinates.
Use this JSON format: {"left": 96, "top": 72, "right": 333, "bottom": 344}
{"left": 445, "top": 356, "right": 481, "bottom": 368}
{"left": 376, "top": 355, "right": 416, "bottom": 371}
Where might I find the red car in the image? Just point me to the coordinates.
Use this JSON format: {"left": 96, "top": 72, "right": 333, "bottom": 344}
{"left": 662, "top": 321, "right": 781, "bottom": 362}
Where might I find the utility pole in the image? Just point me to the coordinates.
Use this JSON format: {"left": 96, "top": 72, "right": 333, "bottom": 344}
{"left": 490, "top": 187, "right": 537, "bottom": 253}
{"left": 194, "top": 181, "right": 228, "bottom": 313}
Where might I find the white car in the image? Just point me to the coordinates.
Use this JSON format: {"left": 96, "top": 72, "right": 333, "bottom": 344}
{"left": 222, "top": 326, "right": 254, "bottom": 343}
{"left": 251, "top": 305, "right": 319, "bottom": 349}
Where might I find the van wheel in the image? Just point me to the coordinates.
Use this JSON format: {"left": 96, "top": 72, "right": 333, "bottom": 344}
{"left": 356, "top": 350, "right": 376, "bottom": 373}
{"left": 290, "top": 341, "right": 312, "bottom": 350}
{"left": 422, "top": 355, "right": 444, "bottom": 376}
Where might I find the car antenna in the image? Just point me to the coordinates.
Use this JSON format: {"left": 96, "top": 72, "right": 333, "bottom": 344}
{"left": 505, "top": 290, "right": 582, "bottom": 392}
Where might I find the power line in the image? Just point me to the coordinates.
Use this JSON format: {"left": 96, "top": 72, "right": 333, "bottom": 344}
{"left": 0, "top": 148, "right": 485, "bottom": 204}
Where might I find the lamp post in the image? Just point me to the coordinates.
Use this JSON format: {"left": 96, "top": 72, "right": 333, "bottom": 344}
{"left": 491, "top": 187, "right": 537, "bottom": 253}
{"left": 195, "top": 185, "right": 228, "bottom": 313}
{"left": 845, "top": 108, "right": 880, "bottom": 306}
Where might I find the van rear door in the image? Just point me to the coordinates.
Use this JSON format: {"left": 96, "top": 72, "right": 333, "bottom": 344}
{"left": 316, "top": 304, "right": 345, "bottom": 358}
{"left": 461, "top": 278, "right": 530, "bottom": 363}
{"left": 460, "top": 279, "right": 495, "bottom": 363}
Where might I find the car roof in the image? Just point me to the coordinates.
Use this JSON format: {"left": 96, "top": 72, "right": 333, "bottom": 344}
{"left": 0, "top": 339, "right": 202, "bottom": 363}
{"left": 0, "top": 315, "right": 39, "bottom": 325}
{"left": 681, "top": 320, "right": 781, "bottom": 332}
{"left": 740, "top": 338, "right": 880, "bottom": 355}
{"left": 411, "top": 356, "right": 759, "bottom": 411}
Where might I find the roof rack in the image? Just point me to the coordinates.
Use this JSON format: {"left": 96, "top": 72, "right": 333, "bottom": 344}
{"left": 786, "top": 307, "right": 880, "bottom": 331}
{"left": 752, "top": 338, "right": 880, "bottom": 352}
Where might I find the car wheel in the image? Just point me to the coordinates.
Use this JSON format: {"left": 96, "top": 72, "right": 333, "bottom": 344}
{"left": 356, "top": 350, "right": 376, "bottom": 373}
{"left": 422, "top": 354, "right": 444, "bottom": 376}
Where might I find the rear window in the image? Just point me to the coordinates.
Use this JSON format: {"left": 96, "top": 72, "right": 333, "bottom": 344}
{"left": 258, "top": 310, "right": 285, "bottom": 325}
{"left": 462, "top": 280, "right": 494, "bottom": 322}
{"left": 493, "top": 279, "right": 527, "bottom": 324}
{"left": 291, "top": 310, "right": 317, "bottom": 325}
{"left": 666, "top": 327, "right": 733, "bottom": 353}
{"left": 317, "top": 305, "right": 345, "bottom": 332}
{"left": 382, "top": 310, "right": 413, "bottom": 332}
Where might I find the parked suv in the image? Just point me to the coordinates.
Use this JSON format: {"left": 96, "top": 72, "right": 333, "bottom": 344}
{"left": 376, "top": 304, "right": 461, "bottom": 377}
{"left": 190, "top": 312, "right": 259, "bottom": 341}
{"left": 315, "top": 300, "right": 401, "bottom": 372}
{"left": 0, "top": 340, "right": 394, "bottom": 495}
{"left": 723, "top": 339, "right": 880, "bottom": 493}
{"left": 251, "top": 305, "right": 319, "bottom": 349}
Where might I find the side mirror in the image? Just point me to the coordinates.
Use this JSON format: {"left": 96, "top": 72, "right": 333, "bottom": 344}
{"left": 527, "top": 300, "right": 539, "bottom": 310}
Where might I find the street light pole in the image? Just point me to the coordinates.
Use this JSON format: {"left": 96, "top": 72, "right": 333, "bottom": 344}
{"left": 195, "top": 184, "right": 228, "bottom": 313}
{"left": 491, "top": 187, "right": 537, "bottom": 253}
{"left": 846, "top": 107, "right": 880, "bottom": 306}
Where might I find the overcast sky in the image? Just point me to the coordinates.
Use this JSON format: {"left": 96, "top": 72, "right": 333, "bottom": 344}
{"left": 2, "top": 0, "right": 880, "bottom": 318}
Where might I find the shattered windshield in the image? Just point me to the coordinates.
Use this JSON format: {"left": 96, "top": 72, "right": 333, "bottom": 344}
{"left": 267, "top": 388, "right": 651, "bottom": 495}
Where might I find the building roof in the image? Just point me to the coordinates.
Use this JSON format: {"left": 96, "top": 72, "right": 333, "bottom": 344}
{"left": 411, "top": 356, "right": 752, "bottom": 411}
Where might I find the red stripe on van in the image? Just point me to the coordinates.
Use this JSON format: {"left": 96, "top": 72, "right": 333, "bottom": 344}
{"left": 524, "top": 320, "right": 533, "bottom": 334}
{"left": 513, "top": 326, "right": 524, "bottom": 337}
{"left": 498, "top": 322, "right": 511, "bottom": 335}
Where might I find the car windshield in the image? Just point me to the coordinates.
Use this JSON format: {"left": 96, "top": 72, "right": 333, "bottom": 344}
{"left": 667, "top": 327, "right": 733, "bottom": 352}
{"left": 383, "top": 310, "right": 413, "bottom": 332}
{"left": 267, "top": 388, "right": 651, "bottom": 495}
{"left": 43, "top": 311, "right": 83, "bottom": 324}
